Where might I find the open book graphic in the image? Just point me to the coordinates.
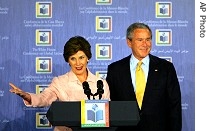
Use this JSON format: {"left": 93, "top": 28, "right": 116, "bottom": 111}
{"left": 81, "top": 100, "right": 109, "bottom": 128}
{"left": 87, "top": 104, "right": 103, "bottom": 122}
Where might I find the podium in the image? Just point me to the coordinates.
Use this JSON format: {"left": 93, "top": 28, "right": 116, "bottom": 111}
{"left": 46, "top": 101, "right": 140, "bottom": 127}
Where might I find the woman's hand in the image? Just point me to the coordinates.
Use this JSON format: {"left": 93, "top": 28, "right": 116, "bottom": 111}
{"left": 9, "top": 82, "right": 31, "bottom": 104}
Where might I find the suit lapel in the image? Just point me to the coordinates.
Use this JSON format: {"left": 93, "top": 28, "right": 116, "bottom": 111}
{"left": 141, "top": 55, "right": 160, "bottom": 108}
{"left": 146, "top": 55, "right": 160, "bottom": 87}
{"left": 121, "top": 56, "right": 137, "bottom": 100}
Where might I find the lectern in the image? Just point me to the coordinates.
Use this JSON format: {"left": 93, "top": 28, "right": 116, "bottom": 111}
{"left": 46, "top": 101, "right": 140, "bottom": 127}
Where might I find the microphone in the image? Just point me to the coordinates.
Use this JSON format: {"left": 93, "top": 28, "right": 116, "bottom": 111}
{"left": 96, "top": 80, "right": 104, "bottom": 100}
{"left": 82, "top": 81, "right": 92, "bottom": 100}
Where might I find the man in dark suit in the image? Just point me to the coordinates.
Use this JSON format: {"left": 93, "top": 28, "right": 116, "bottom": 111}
{"left": 106, "top": 22, "right": 182, "bottom": 131}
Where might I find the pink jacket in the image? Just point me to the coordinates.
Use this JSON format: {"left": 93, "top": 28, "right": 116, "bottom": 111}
{"left": 24, "top": 69, "right": 110, "bottom": 131}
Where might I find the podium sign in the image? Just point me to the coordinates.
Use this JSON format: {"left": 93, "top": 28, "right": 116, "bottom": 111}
{"left": 46, "top": 101, "right": 140, "bottom": 127}
{"left": 81, "top": 100, "right": 109, "bottom": 128}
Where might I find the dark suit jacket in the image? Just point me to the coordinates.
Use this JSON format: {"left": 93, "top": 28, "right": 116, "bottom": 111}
{"left": 106, "top": 54, "right": 182, "bottom": 131}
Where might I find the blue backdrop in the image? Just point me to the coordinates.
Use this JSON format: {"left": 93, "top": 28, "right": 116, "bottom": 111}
{"left": 0, "top": 0, "right": 194, "bottom": 130}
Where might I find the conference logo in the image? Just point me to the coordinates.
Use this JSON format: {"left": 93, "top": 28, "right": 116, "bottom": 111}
{"left": 96, "top": 71, "right": 107, "bottom": 80}
{"left": 81, "top": 100, "right": 109, "bottom": 127}
{"left": 155, "top": 29, "right": 172, "bottom": 46}
{"left": 36, "top": 29, "right": 52, "bottom": 46}
{"left": 96, "top": 16, "right": 112, "bottom": 32}
{"left": 87, "top": 104, "right": 104, "bottom": 122}
{"left": 36, "top": 85, "right": 48, "bottom": 94}
{"left": 36, "top": 112, "right": 52, "bottom": 129}
{"left": 95, "top": 43, "right": 112, "bottom": 60}
{"left": 159, "top": 57, "right": 172, "bottom": 63}
{"left": 155, "top": 2, "right": 172, "bottom": 18}
{"left": 36, "top": 57, "right": 52, "bottom": 73}
{"left": 36, "top": 2, "right": 52, "bottom": 18}
{"left": 96, "top": 0, "right": 112, "bottom": 5}
{"left": 0, "top": 90, "right": 4, "bottom": 97}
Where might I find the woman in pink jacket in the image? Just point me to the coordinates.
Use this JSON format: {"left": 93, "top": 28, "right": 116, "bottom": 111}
{"left": 9, "top": 36, "right": 110, "bottom": 131}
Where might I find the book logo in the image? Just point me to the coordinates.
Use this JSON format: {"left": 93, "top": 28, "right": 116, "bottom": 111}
{"left": 159, "top": 56, "right": 172, "bottom": 62}
{"left": 36, "top": 112, "right": 52, "bottom": 129}
{"left": 36, "top": 2, "right": 52, "bottom": 18}
{"left": 87, "top": 104, "right": 103, "bottom": 122}
{"left": 96, "top": 71, "right": 107, "bottom": 80}
{"left": 81, "top": 100, "right": 109, "bottom": 127}
{"left": 96, "top": 0, "right": 112, "bottom": 5}
{"left": 36, "top": 29, "right": 52, "bottom": 46}
{"left": 0, "top": 90, "right": 4, "bottom": 97}
{"left": 155, "top": 2, "right": 172, "bottom": 18}
{"left": 96, "top": 43, "right": 112, "bottom": 60}
{"left": 36, "top": 85, "right": 48, "bottom": 94}
{"left": 36, "top": 57, "right": 52, "bottom": 73}
{"left": 156, "top": 29, "right": 172, "bottom": 46}
{"left": 96, "top": 16, "right": 112, "bottom": 32}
